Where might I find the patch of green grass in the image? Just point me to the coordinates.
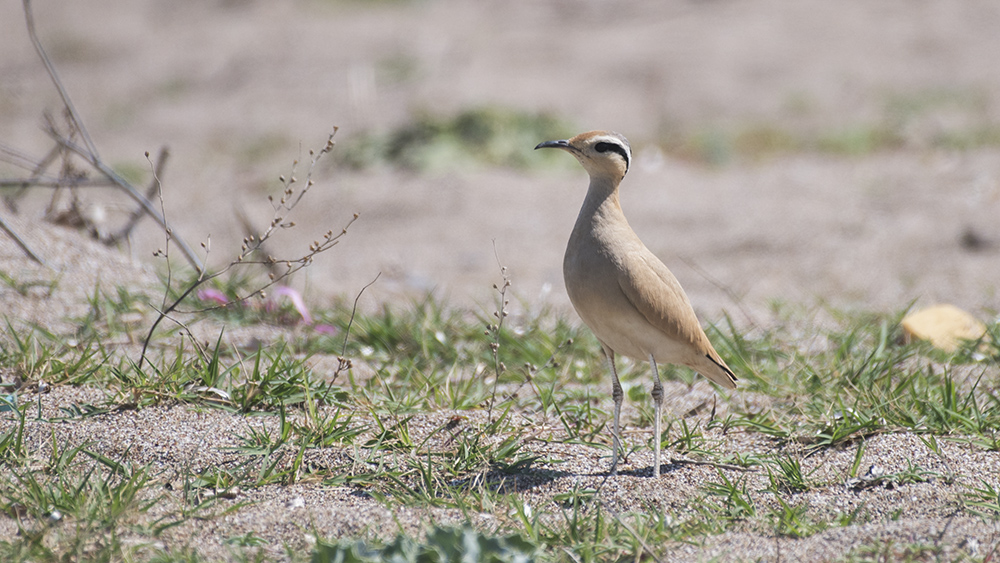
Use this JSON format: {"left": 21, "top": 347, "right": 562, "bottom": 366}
{"left": 0, "top": 402, "right": 27, "bottom": 463}
{"left": 0, "top": 269, "right": 57, "bottom": 297}
{"left": 765, "top": 454, "right": 817, "bottom": 493}
{"left": 815, "top": 124, "right": 905, "bottom": 155}
{"left": 221, "top": 402, "right": 366, "bottom": 488}
{"left": 766, "top": 496, "right": 828, "bottom": 538}
{"left": 75, "top": 284, "right": 150, "bottom": 342}
{"left": 658, "top": 88, "right": 1000, "bottom": 164}
{"left": 509, "top": 496, "right": 670, "bottom": 562}
{"left": 841, "top": 538, "right": 950, "bottom": 563}
{"left": 0, "top": 404, "right": 248, "bottom": 562}
{"left": 961, "top": 480, "right": 1000, "bottom": 519}
{"left": 0, "top": 450, "right": 158, "bottom": 562}
{"left": 364, "top": 410, "right": 541, "bottom": 509}
{"left": 313, "top": 525, "right": 539, "bottom": 563}
{"left": 0, "top": 321, "right": 107, "bottom": 385}
{"left": 105, "top": 338, "right": 349, "bottom": 414}
{"left": 709, "top": 307, "right": 1000, "bottom": 449}
{"left": 337, "top": 106, "right": 574, "bottom": 172}
{"left": 307, "top": 296, "right": 598, "bottom": 420}
{"left": 700, "top": 471, "right": 757, "bottom": 526}
{"left": 3, "top": 281, "right": 999, "bottom": 561}
{"left": 112, "top": 161, "right": 149, "bottom": 186}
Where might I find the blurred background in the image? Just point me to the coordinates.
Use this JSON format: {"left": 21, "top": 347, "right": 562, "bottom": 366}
{"left": 1, "top": 0, "right": 999, "bottom": 320}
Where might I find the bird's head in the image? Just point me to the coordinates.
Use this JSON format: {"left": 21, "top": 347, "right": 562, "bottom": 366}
{"left": 535, "top": 130, "right": 631, "bottom": 183}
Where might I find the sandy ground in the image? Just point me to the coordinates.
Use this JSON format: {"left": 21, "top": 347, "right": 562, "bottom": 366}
{"left": 5, "top": 221, "right": 996, "bottom": 561}
{"left": 2, "top": 0, "right": 1000, "bottom": 560}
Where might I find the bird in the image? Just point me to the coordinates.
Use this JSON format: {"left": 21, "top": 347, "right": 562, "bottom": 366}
{"left": 535, "top": 130, "right": 737, "bottom": 477}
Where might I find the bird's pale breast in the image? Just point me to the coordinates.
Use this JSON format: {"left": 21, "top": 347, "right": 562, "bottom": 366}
{"left": 564, "top": 221, "right": 695, "bottom": 364}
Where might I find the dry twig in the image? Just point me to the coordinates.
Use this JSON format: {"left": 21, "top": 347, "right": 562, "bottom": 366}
{"left": 138, "top": 131, "right": 357, "bottom": 368}
{"left": 0, "top": 1, "right": 202, "bottom": 270}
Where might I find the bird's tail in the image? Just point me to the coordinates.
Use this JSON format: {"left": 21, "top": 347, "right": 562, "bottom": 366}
{"left": 695, "top": 352, "right": 738, "bottom": 389}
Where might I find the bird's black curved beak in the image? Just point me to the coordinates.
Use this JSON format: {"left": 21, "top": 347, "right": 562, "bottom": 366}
{"left": 534, "top": 139, "right": 571, "bottom": 150}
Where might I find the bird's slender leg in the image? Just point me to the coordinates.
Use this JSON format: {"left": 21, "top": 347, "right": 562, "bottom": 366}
{"left": 649, "top": 354, "right": 664, "bottom": 477}
{"left": 605, "top": 347, "right": 624, "bottom": 476}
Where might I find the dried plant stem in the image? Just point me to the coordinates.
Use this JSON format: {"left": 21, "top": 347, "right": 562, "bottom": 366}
{"left": 23, "top": 0, "right": 98, "bottom": 158}
{"left": 331, "top": 271, "right": 381, "bottom": 382}
{"left": 0, "top": 2, "right": 204, "bottom": 270}
{"left": 139, "top": 131, "right": 356, "bottom": 369}
{"left": 44, "top": 129, "right": 204, "bottom": 271}
{"left": 1, "top": 143, "right": 60, "bottom": 208}
{"left": 0, "top": 214, "right": 44, "bottom": 265}
{"left": 486, "top": 240, "right": 511, "bottom": 424}
{"left": 110, "top": 147, "right": 170, "bottom": 244}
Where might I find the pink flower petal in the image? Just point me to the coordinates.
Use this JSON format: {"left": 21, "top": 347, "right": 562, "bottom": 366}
{"left": 272, "top": 286, "right": 313, "bottom": 325}
{"left": 314, "top": 324, "right": 338, "bottom": 336}
{"left": 197, "top": 288, "right": 229, "bottom": 306}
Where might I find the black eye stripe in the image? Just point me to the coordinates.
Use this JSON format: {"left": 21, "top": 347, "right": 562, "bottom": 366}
{"left": 594, "top": 141, "right": 630, "bottom": 170}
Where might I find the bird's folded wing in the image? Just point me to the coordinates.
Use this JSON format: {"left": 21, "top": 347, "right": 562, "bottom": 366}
{"left": 616, "top": 252, "right": 709, "bottom": 351}
{"left": 617, "top": 254, "right": 738, "bottom": 387}
{"left": 618, "top": 252, "right": 738, "bottom": 387}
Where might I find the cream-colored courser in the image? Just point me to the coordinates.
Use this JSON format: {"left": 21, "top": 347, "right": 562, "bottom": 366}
{"left": 535, "top": 130, "right": 737, "bottom": 477}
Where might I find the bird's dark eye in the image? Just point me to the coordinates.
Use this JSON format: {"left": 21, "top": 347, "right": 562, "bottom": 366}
{"left": 594, "top": 141, "right": 630, "bottom": 171}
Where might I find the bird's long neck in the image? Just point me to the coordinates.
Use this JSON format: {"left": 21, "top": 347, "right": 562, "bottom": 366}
{"left": 575, "top": 175, "right": 626, "bottom": 233}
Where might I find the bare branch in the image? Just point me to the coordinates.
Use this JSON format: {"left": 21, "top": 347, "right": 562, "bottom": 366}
{"left": 45, "top": 129, "right": 204, "bottom": 271}
{"left": 1, "top": 141, "right": 62, "bottom": 217}
{"left": 0, "top": 214, "right": 45, "bottom": 265}
{"left": 138, "top": 130, "right": 358, "bottom": 369}
{"left": 5, "top": 3, "right": 205, "bottom": 271}
{"left": 23, "top": 0, "right": 99, "bottom": 158}
{"left": 0, "top": 178, "right": 118, "bottom": 189}
{"left": 0, "top": 141, "right": 56, "bottom": 174}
